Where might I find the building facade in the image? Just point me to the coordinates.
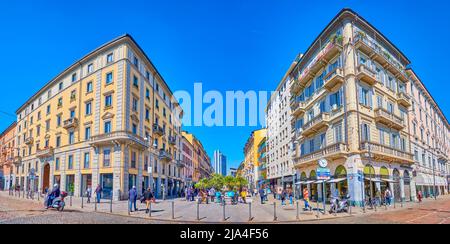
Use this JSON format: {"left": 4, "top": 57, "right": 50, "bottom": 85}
{"left": 243, "top": 129, "right": 267, "bottom": 191}
{"left": 257, "top": 137, "right": 268, "bottom": 187}
{"left": 181, "top": 135, "right": 194, "bottom": 187}
{"left": 407, "top": 70, "right": 449, "bottom": 197}
{"left": 182, "top": 132, "right": 212, "bottom": 182}
{"left": 0, "top": 122, "right": 17, "bottom": 190}
{"left": 213, "top": 150, "right": 227, "bottom": 176}
{"left": 288, "top": 9, "right": 434, "bottom": 206}
{"left": 266, "top": 56, "right": 300, "bottom": 190}
{"left": 229, "top": 168, "right": 237, "bottom": 177}
{"left": 14, "top": 35, "right": 184, "bottom": 200}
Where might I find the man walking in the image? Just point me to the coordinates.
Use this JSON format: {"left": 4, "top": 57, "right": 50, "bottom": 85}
{"left": 259, "top": 187, "right": 265, "bottom": 204}
{"left": 95, "top": 184, "right": 102, "bottom": 204}
{"left": 143, "top": 188, "right": 153, "bottom": 214}
{"left": 129, "top": 186, "right": 138, "bottom": 212}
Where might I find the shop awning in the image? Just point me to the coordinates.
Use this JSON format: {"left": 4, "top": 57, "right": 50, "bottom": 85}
{"left": 314, "top": 180, "right": 326, "bottom": 184}
{"left": 364, "top": 178, "right": 382, "bottom": 182}
{"left": 415, "top": 173, "right": 433, "bottom": 186}
{"left": 327, "top": 178, "right": 347, "bottom": 183}
{"left": 381, "top": 179, "right": 399, "bottom": 183}
{"left": 302, "top": 180, "right": 316, "bottom": 184}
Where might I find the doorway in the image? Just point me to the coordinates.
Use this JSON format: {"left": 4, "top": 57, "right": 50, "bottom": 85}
{"left": 42, "top": 164, "right": 50, "bottom": 193}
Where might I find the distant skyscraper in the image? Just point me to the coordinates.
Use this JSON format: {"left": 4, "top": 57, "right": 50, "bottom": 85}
{"left": 213, "top": 150, "right": 227, "bottom": 176}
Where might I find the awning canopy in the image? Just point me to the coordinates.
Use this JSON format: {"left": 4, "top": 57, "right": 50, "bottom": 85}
{"left": 327, "top": 178, "right": 347, "bottom": 183}
{"left": 364, "top": 178, "right": 382, "bottom": 182}
{"left": 381, "top": 179, "right": 399, "bottom": 183}
{"left": 415, "top": 173, "right": 434, "bottom": 186}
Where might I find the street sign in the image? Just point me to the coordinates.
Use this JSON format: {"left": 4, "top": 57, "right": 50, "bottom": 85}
{"left": 317, "top": 167, "right": 331, "bottom": 180}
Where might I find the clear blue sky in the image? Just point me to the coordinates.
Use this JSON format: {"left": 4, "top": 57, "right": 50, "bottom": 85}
{"left": 1, "top": 0, "right": 449, "bottom": 171}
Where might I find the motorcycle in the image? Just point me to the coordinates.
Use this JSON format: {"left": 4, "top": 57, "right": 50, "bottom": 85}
{"left": 329, "top": 194, "right": 350, "bottom": 214}
{"left": 45, "top": 191, "right": 68, "bottom": 212}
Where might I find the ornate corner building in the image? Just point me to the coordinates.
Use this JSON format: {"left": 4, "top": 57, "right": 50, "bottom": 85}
{"left": 283, "top": 9, "right": 449, "bottom": 205}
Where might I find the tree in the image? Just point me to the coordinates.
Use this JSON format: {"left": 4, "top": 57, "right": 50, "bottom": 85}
{"left": 235, "top": 176, "right": 248, "bottom": 190}
{"left": 195, "top": 178, "right": 209, "bottom": 190}
{"left": 223, "top": 176, "right": 236, "bottom": 190}
{"left": 209, "top": 174, "right": 225, "bottom": 191}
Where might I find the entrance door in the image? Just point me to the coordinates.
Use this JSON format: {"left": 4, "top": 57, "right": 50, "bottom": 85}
{"left": 42, "top": 164, "right": 50, "bottom": 193}
{"left": 404, "top": 171, "right": 411, "bottom": 202}
{"left": 101, "top": 174, "right": 113, "bottom": 199}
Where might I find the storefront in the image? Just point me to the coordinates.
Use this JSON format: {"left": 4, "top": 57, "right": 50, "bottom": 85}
{"left": 100, "top": 174, "right": 113, "bottom": 199}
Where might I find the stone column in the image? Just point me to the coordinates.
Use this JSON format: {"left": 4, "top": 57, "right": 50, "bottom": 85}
{"left": 74, "top": 152, "right": 81, "bottom": 197}
{"left": 400, "top": 177, "right": 405, "bottom": 202}
{"left": 113, "top": 145, "right": 122, "bottom": 201}
{"left": 92, "top": 148, "right": 100, "bottom": 195}
{"left": 137, "top": 151, "right": 143, "bottom": 195}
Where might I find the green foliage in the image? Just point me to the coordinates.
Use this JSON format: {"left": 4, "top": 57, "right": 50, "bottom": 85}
{"left": 194, "top": 175, "right": 249, "bottom": 192}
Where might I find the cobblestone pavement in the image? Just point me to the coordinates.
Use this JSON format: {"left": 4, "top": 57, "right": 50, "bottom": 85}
{"left": 1, "top": 191, "right": 449, "bottom": 224}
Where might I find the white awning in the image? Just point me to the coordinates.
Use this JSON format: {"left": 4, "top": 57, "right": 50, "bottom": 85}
{"left": 381, "top": 179, "right": 399, "bottom": 183}
{"left": 415, "top": 173, "right": 433, "bottom": 186}
{"left": 314, "top": 180, "right": 326, "bottom": 184}
{"left": 303, "top": 180, "right": 315, "bottom": 184}
{"left": 327, "top": 178, "right": 347, "bottom": 183}
{"left": 364, "top": 178, "right": 382, "bottom": 182}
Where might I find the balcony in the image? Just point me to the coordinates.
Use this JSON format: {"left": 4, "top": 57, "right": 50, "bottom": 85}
{"left": 176, "top": 160, "right": 185, "bottom": 168}
{"left": 360, "top": 141, "right": 414, "bottom": 163}
{"left": 63, "top": 117, "right": 79, "bottom": 130}
{"left": 291, "top": 99, "right": 306, "bottom": 117}
{"left": 159, "top": 150, "right": 172, "bottom": 162}
{"left": 302, "top": 113, "right": 330, "bottom": 137}
{"left": 323, "top": 68, "right": 344, "bottom": 91}
{"left": 296, "top": 39, "right": 343, "bottom": 89}
{"left": 374, "top": 108, "right": 405, "bottom": 130}
{"left": 36, "top": 147, "right": 54, "bottom": 159}
{"left": 13, "top": 156, "right": 22, "bottom": 166}
{"left": 152, "top": 124, "right": 164, "bottom": 137}
{"left": 25, "top": 137, "right": 34, "bottom": 145}
{"left": 356, "top": 64, "right": 378, "bottom": 85}
{"left": 397, "top": 91, "right": 412, "bottom": 108}
{"left": 294, "top": 143, "right": 348, "bottom": 167}
{"left": 89, "top": 131, "right": 149, "bottom": 149}
{"left": 435, "top": 148, "right": 448, "bottom": 162}
{"left": 168, "top": 136, "right": 177, "bottom": 145}
{"left": 291, "top": 79, "right": 304, "bottom": 95}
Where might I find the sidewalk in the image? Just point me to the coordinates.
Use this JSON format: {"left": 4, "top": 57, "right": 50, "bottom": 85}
{"left": 1, "top": 190, "right": 447, "bottom": 223}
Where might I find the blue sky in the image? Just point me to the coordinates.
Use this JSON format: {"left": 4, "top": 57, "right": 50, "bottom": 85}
{"left": 0, "top": 0, "right": 449, "bottom": 171}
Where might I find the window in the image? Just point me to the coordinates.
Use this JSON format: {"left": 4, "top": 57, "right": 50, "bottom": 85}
{"left": 68, "top": 132, "right": 75, "bottom": 144}
{"left": 379, "top": 129, "right": 385, "bottom": 145}
{"left": 68, "top": 155, "right": 73, "bottom": 170}
{"left": 359, "top": 85, "right": 372, "bottom": 108}
{"left": 361, "top": 123, "right": 370, "bottom": 142}
{"left": 133, "top": 76, "right": 139, "bottom": 88}
{"left": 334, "top": 123, "right": 342, "bottom": 143}
{"left": 132, "top": 98, "right": 138, "bottom": 111}
{"left": 57, "top": 115, "right": 61, "bottom": 127}
{"left": 71, "top": 73, "right": 77, "bottom": 82}
{"left": 58, "top": 97, "right": 63, "bottom": 107}
{"left": 47, "top": 105, "right": 51, "bottom": 115}
{"left": 85, "top": 102, "right": 92, "bottom": 115}
{"left": 145, "top": 108, "right": 150, "bottom": 121}
{"left": 133, "top": 57, "right": 139, "bottom": 67}
{"left": 132, "top": 124, "right": 137, "bottom": 134}
{"left": 309, "top": 139, "right": 314, "bottom": 153}
{"left": 46, "top": 120, "right": 50, "bottom": 132}
{"left": 85, "top": 127, "right": 91, "bottom": 140}
{"left": 131, "top": 152, "right": 137, "bottom": 168}
{"left": 146, "top": 71, "right": 150, "bottom": 80}
{"left": 106, "top": 72, "right": 113, "bottom": 85}
{"left": 59, "top": 82, "right": 64, "bottom": 91}
{"left": 105, "top": 94, "right": 112, "bottom": 108}
{"left": 104, "top": 121, "right": 111, "bottom": 133}
{"left": 70, "top": 110, "right": 75, "bottom": 118}
{"left": 84, "top": 153, "right": 90, "bottom": 169}
{"left": 155, "top": 99, "right": 159, "bottom": 109}
{"left": 330, "top": 91, "right": 341, "bottom": 109}
{"left": 103, "top": 149, "right": 111, "bottom": 167}
{"left": 87, "top": 64, "right": 94, "bottom": 74}
{"left": 56, "top": 136, "right": 61, "bottom": 147}
{"left": 146, "top": 89, "right": 150, "bottom": 99}
{"left": 86, "top": 81, "right": 93, "bottom": 93}
{"left": 55, "top": 158, "right": 60, "bottom": 171}
{"left": 107, "top": 53, "right": 114, "bottom": 63}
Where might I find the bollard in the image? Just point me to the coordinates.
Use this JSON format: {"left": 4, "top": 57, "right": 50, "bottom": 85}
{"left": 401, "top": 199, "right": 404, "bottom": 208}
{"left": 70, "top": 195, "right": 73, "bottom": 207}
{"left": 128, "top": 201, "right": 130, "bottom": 216}
{"left": 110, "top": 196, "right": 113, "bottom": 213}
{"left": 296, "top": 201, "right": 300, "bottom": 220}
{"left": 95, "top": 199, "right": 98, "bottom": 212}
{"left": 81, "top": 195, "right": 84, "bottom": 209}
{"left": 273, "top": 202, "right": 277, "bottom": 221}
{"left": 149, "top": 201, "right": 152, "bottom": 217}
{"left": 37, "top": 192, "right": 40, "bottom": 202}
{"left": 248, "top": 202, "right": 252, "bottom": 222}
{"left": 197, "top": 202, "right": 200, "bottom": 221}
{"left": 172, "top": 201, "right": 175, "bottom": 220}
{"left": 222, "top": 202, "right": 226, "bottom": 222}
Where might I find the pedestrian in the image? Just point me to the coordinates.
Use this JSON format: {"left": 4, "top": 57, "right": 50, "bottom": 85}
{"left": 253, "top": 188, "right": 258, "bottom": 197}
{"left": 303, "top": 188, "right": 312, "bottom": 211}
{"left": 385, "top": 188, "right": 392, "bottom": 206}
{"left": 259, "top": 187, "right": 265, "bottom": 204}
{"left": 209, "top": 188, "right": 216, "bottom": 203}
{"left": 289, "top": 189, "right": 294, "bottom": 206}
{"left": 281, "top": 189, "right": 286, "bottom": 206}
{"left": 143, "top": 188, "right": 153, "bottom": 214}
{"left": 272, "top": 187, "right": 276, "bottom": 200}
{"left": 129, "top": 186, "right": 138, "bottom": 212}
{"left": 86, "top": 186, "right": 92, "bottom": 203}
{"left": 418, "top": 190, "right": 423, "bottom": 203}
{"left": 95, "top": 184, "right": 102, "bottom": 204}
{"left": 265, "top": 187, "right": 270, "bottom": 201}
{"left": 240, "top": 188, "right": 247, "bottom": 204}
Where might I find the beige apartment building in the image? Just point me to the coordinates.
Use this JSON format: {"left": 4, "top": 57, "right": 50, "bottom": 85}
{"left": 407, "top": 70, "right": 449, "bottom": 197}
{"left": 182, "top": 132, "right": 212, "bottom": 183}
{"left": 0, "top": 122, "right": 17, "bottom": 190}
{"left": 14, "top": 35, "right": 184, "bottom": 200}
{"left": 288, "top": 9, "right": 448, "bottom": 206}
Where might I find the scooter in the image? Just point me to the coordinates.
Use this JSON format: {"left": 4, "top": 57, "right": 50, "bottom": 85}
{"left": 329, "top": 195, "right": 349, "bottom": 214}
{"left": 45, "top": 191, "right": 68, "bottom": 212}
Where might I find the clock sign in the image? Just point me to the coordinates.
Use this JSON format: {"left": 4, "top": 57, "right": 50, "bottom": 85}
{"left": 318, "top": 158, "right": 328, "bottom": 168}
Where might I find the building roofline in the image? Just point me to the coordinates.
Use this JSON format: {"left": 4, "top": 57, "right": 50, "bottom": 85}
{"left": 16, "top": 34, "right": 177, "bottom": 114}
{"left": 406, "top": 68, "right": 450, "bottom": 129}
{"left": 291, "top": 8, "right": 411, "bottom": 79}
{"left": 0, "top": 121, "right": 17, "bottom": 138}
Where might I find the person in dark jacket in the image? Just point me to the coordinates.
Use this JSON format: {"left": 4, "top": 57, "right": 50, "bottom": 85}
{"left": 259, "top": 188, "right": 266, "bottom": 204}
{"left": 46, "top": 184, "right": 60, "bottom": 208}
{"left": 129, "top": 186, "right": 138, "bottom": 212}
{"left": 95, "top": 184, "right": 102, "bottom": 203}
{"left": 143, "top": 188, "right": 154, "bottom": 214}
